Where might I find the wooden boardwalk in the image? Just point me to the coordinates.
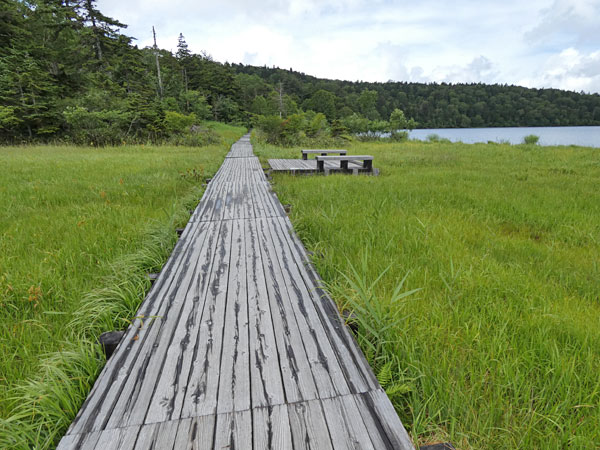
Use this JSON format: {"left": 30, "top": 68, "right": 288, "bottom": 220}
{"left": 269, "top": 158, "right": 378, "bottom": 175}
{"left": 57, "top": 135, "right": 413, "bottom": 449}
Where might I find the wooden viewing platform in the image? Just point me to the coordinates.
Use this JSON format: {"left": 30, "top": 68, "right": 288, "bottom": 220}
{"left": 269, "top": 158, "right": 378, "bottom": 175}
{"left": 57, "top": 135, "right": 412, "bottom": 449}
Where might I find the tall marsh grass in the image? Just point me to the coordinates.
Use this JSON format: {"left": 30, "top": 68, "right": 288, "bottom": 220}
{"left": 0, "top": 124, "right": 245, "bottom": 447}
{"left": 256, "top": 139, "right": 600, "bottom": 448}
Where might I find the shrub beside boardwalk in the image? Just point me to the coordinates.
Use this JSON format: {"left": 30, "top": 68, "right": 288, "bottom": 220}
{"left": 255, "top": 139, "right": 600, "bottom": 449}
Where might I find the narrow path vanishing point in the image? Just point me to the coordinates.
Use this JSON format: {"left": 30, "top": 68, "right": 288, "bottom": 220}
{"left": 57, "top": 135, "right": 414, "bottom": 449}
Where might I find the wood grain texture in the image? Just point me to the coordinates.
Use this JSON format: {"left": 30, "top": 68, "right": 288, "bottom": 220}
{"left": 216, "top": 218, "right": 251, "bottom": 414}
{"left": 214, "top": 409, "right": 252, "bottom": 450}
{"left": 245, "top": 218, "right": 286, "bottom": 409}
{"left": 253, "top": 404, "right": 294, "bottom": 450}
{"left": 91, "top": 426, "right": 141, "bottom": 450}
{"left": 172, "top": 416, "right": 216, "bottom": 450}
{"left": 321, "top": 395, "right": 376, "bottom": 450}
{"left": 181, "top": 219, "right": 233, "bottom": 419}
{"left": 255, "top": 217, "right": 319, "bottom": 403}
{"left": 287, "top": 399, "right": 334, "bottom": 450}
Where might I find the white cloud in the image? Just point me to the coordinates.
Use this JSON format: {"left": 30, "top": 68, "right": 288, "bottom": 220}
{"left": 520, "top": 48, "right": 600, "bottom": 93}
{"left": 97, "top": 0, "right": 600, "bottom": 93}
{"left": 526, "top": 0, "right": 600, "bottom": 48}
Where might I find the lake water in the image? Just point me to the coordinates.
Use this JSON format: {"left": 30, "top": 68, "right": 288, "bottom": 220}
{"left": 408, "top": 126, "right": 600, "bottom": 147}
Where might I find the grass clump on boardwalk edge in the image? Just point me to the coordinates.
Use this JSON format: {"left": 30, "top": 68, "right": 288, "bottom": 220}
{"left": 326, "top": 253, "right": 421, "bottom": 409}
{"left": 0, "top": 219, "right": 178, "bottom": 448}
{"left": 256, "top": 138, "right": 600, "bottom": 449}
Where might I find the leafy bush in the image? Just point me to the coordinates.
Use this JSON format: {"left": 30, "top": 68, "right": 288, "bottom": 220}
{"left": 341, "top": 113, "right": 370, "bottom": 134}
{"left": 390, "top": 131, "right": 409, "bottom": 142}
{"left": 426, "top": 133, "right": 451, "bottom": 143}
{"left": 256, "top": 115, "right": 284, "bottom": 144}
{"left": 389, "top": 108, "right": 417, "bottom": 133}
{"left": 163, "top": 111, "right": 196, "bottom": 134}
{"left": 167, "top": 126, "right": 221, "bottom": 146}
{"left": 306, "top": 112, "right": 328, "bottom": 138}
{"left": 182, "top": 91, "right": 212, "bottom": 120}
{"left": 63, "top": 107, "right": 131, "bottom": 146}
{"left": 523, "top": 134, "right": 540, "bottom": 145}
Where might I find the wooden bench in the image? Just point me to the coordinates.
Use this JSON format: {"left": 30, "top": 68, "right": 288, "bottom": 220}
{"left": 302, "top": 149, "right": 347, "bottom": 160}
{"left": 315, "top": 155, "right": 374, "bottom": 172}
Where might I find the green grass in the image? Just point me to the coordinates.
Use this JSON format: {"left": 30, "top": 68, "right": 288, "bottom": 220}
{"left": 0, "top": 123, "right": 245, "bottom": 447}
{"left": 254, "top": 139, "right": 600, "bottom": 449}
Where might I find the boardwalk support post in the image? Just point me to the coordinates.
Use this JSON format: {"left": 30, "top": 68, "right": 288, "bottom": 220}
{"left": 98, "top": 331, "right": 124, "bottom": 359}
{"left": 147, "top": 273, "right": 159, "bottom": 283}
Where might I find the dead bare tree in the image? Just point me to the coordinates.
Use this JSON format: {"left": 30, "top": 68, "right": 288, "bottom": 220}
{"left": 152, "top": 26, "right": 164, "bottom": 99}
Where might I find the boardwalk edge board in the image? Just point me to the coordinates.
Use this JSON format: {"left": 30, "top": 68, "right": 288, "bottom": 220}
{"left": 58, "top": 134, "right": 414, "bottom": 449}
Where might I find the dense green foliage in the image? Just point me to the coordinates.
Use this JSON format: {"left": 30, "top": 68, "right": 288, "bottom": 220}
{"left": 0, "top": 0, "right": 246, "bottom": 144}
{"left": 255, "top": 140, "right": 600, "bottom": 449}
{"left": 0, "top": 124, "right": 245, "bottom": 447}
{"left": 2, "top": 0, "right": 600, "bottom": 145}
{"left": 234, "top": 64, "right": 600, "bottom": 128}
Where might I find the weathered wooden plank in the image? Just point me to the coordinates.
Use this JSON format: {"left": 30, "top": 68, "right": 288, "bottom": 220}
{"left": 253, "top": 404, "right": 293, "bottom": 450}
{"left": 104, "top": 222, "right": 222, "bottom": 430}
{"left": 172, "top": 416, "right": 216, "bottom": 450}
{"left": 321, "top": 395, "right": 376, "bottom": 450}
{"left": 250, "top": 169, "right": 286, "bottom": 219}
{"left": 280, "top": 216, "right": 379, "bottom": 393}
{"left": 56, "top": 431, "right": 100, "bottom": 450}
{"left": 226, "top": 159, "right": 243, "bottom": 220}
{"left": 133, "top": 420, "right": 179, "bottom": 450}
{"left": 287, "top": 399, "right": 334, "bottom": 450}
{"left": 213, "top": 409, "right": 252, "bottom": 449}
{"left": 217, "top": 218, "right": 251, "bottom": 414}
{"left": 55, "top": 434, "right": 78, "bottom": 450}
{"left": 360, "top": 389, "right": 415, "bottom": 450}
{"left": 240, "top": 163, "right": 255, "bottom": 219}
{"left": 195, "top": 176, "right": 228, "bottom": 223}
{"left": 245, "top": 218, "right": 286, "bottom": 409}
{"left": 262, "top": 217, "right": 351, "bottom": 399}
{"left": 248, "top": 169, "right": 272, "bottom": 219}
{"left": 143, "top": 221, "right": 224, "bottom": 425}
{"left": 222, "top": 179, "right": 236, "bottom": 221}
{"left": 181, "top": 219, "right": 233, "bottom": 418}
{"left": 90, "top": 426, "right": 140, "bottom": 450}
{"left": 255, "top": 217, "right": 319, "bottom": 403}
{"left": 189, "top": 173, "right": 225, "bottom": 223}
{"left": 233, "top": 159, "right": 249, "bottom": 219}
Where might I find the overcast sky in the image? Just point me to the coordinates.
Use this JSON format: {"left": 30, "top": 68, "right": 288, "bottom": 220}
{"left": 97, "top": 0, "right": 600, "bottom": 94}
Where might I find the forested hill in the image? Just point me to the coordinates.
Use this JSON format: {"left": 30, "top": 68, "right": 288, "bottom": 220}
{"left": 230, "top": 64, "right": 600, "bottom": 128}
{"left": 2, "top": 0, "right": 600, "bottom": 144}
